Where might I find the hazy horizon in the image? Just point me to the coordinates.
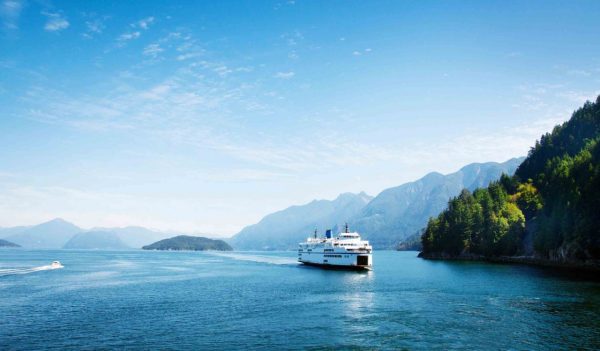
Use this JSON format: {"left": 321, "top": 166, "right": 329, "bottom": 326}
{"left": 1, "top": 0, "right": 599, "bottom": 235}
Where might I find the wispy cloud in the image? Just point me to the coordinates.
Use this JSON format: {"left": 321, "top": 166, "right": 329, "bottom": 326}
{"left": 506, "top": 51, "right": 522, "bottom": 58}
{"left": 567, "top": 69, "right": 591, "bottom": 77}
{"left": 132, "top": 16, "right": 154, "bottom": 30}
{"left": 353, "top": 48, "right": 372, "bottom": 56}
{"left": 82, "top": 15, "right": 107, "bottom": 38}
{"left": 117, "top": 31, "right": 140, "bottom": 41}
{"left": 143, "top": 43, "right": 163, "bottom": 57}
{"left": 115, "top": 16, "right": 154, "bottom": 45}
{"left": 42, "top": 11, "right": 69, "bottom": 32}
{"left": 275, "top": 71, "right": 295, "bottom": 79}
{"left": 0, "top": 0, "right": 22, "bottom": 30}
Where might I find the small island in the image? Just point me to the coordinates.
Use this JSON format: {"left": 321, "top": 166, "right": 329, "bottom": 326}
{"left": 142, "top": 235, "right": 233, "bottom": 251}
{"left": 0, "top": 239, "right": 20, "bottom": 247}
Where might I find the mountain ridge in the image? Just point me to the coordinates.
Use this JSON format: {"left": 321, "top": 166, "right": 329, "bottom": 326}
{"left": 230, "top": 157, "right": 524, "bottom": 250}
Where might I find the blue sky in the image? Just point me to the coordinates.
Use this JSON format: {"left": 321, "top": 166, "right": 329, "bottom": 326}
{"left": 1, "top": 0, "right": 599, "bottom": 235}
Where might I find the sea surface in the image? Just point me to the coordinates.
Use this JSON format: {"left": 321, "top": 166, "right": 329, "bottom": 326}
{"left": 1, "top": 250, "right": 599, "bottom": 350}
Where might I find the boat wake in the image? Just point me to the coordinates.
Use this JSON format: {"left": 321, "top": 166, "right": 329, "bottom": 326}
{"left": 208, "top": 252, "right": 298, "bottom": 266}
{"left": 0, "top": 262, "right": 64, "bottom": 277}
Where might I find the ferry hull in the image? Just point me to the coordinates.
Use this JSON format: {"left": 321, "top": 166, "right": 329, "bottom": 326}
{"left": 299, "top": 260, "right": 372, "bottom": 271}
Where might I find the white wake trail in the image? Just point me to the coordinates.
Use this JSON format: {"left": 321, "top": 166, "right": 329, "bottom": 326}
{"left": 0, "top": 264, "right": 63, "bottom": 277}
{"left": 208, "top": 252, "right": 298, "bottom": 266}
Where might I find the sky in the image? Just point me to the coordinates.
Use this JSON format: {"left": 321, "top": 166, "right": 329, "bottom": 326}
{"left": 1, "top": 0, "right": 599, "bottom": 236}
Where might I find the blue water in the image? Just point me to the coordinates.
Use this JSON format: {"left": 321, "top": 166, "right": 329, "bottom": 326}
{"left": 1, "top": 250, "right": 599, "bottom": 350}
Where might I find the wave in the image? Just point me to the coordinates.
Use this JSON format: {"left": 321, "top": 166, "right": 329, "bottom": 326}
{"left": 0, "top": 264, "right": 63, "bottom": 277}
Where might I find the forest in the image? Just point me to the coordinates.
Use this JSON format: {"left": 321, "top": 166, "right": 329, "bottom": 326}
{"left": 421, "top": 96, "right": 600, "bottom": 262}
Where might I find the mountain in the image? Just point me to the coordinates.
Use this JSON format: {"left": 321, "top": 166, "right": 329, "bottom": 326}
{"left": 230, "top": 192, "right": 373, "bottom": 250}
{"left": 0, "top": 226, "right": 31, "bottom": 239}
{"left": 143, "top": 235, "right": 233, "bottom": 251}
{"left": 396, "top": 232, "right": 422, "bottom": 251}
{"left": 348, "top": 157, "right": 525, "bottom": 248}
{"left": 6, "top": 218, "right": 82, "bottom": 248}
{"left": 421, "top": 96, "right": 600, "bottom": 268}
{"left": 63, "top": 231, "right": 131, "bottom": 250}
{"left": 0, "top": 239, "right": 20, "bottom": 247}
{"left": 91, "top": 226, "right": 172, "bottom": 248}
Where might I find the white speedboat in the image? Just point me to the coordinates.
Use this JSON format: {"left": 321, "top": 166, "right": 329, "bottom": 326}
{"left": 298, "top": 224, "right": 372, "bottom": 270}
{"left": 50, "top": 261, "right": 63, "bottom": 268}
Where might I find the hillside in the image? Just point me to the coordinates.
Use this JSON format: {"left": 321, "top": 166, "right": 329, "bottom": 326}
{"left": 0, "top": 239, "right": 20, "bottom": 247}
{"left": 6, "top": 218, "right": 82, "bottom": 249}
{"left": 230, "top": 192, "right": 372, "bottom": 250}
{"left": 63, "top": 231, "right": 131, "bottom": 250}
{"left": 348, "top": 158, "right": 524, "bottom": 248}
{"left": 143, "top": 235, "right": 233, "bottom": 251}
{"left": 421, "top": 96, "right": 600, "bottom": 268}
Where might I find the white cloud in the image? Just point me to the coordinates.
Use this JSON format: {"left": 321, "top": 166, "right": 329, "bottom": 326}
{"left": 118, "top": 31, "right": 140, "bottom": 41}
{"left": 132, "top": 16, "right": 154, "bottom": 30}
{"left": 275, "top": 71, "right": 295, "bottom": 79}
{"left": 42, "top": 11, "right": 69, "bottom": 32}
{"left": 354, "top": 48, "right": 371, "bottom": 56}
{"left": 567, "top": 69, "right": 591, "bottom": 77}
{"left": 176, "top": 52, "right": 202, "bottom": 61}
{"left": 143, "top": 43, "right": 163, "bottom": 57}
{"left": 0, "top": 0, "right": 22, "bottom": 30}
{"left": 82, "top": 17, "right": 106, "bottom": 38}
{"left": 557, "top": 90, "right": 600, "bottom": 104}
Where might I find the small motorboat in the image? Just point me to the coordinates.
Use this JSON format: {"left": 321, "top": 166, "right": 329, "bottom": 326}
{"left": 50, "top": 261, "right": 63, "bottom": 268}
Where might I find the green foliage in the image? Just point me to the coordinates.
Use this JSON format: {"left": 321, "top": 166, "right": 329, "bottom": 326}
{"left": 421, "top": 184, "right": 525, "bottom": 257}
{"left": 142, "top": 235, "right": 233, "bottom": 251}
{"left": 422, "top": 95, "right": 600, "bottom": 260}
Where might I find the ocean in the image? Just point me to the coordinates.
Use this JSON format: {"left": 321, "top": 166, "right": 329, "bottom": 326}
{"left": 1, "top": 250, "right": 599, "bottom": 350}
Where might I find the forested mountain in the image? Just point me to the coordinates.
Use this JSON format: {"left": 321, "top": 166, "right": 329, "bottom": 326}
{"left": 0, "top": 239, "right": 20, "bottom": 247}
{"left": 348, "top": 158, "right": 524, "bottom": 248}
{"left": 63, "top": 231, "right": 131, "bottom": 250}
{"left": 143, "top": 235, "right": 233, "bottom": 251}
{"left": 421, "top": 96, "right": 600, "bottom": 266}
{"left": 230, "top": 192, "right": 373, "bottom": 250}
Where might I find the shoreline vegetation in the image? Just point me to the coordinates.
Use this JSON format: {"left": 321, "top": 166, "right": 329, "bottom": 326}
{"left": 418, "top": 252, "right": 600, "bottom": 273}
{"left": 142, "top": 235, "right": 233, "bottom": 251}
{"left": 420, "top": 96, "right": 600, "bottom": 272}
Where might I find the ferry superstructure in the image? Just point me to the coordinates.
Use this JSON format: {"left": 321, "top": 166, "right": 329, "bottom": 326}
{"left": 298, "top": 224, "right": 372, "bottom": 270}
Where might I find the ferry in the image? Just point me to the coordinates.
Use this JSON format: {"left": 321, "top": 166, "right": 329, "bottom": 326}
{"left": 298, "top": 224, "right": 372, "bottom": 270}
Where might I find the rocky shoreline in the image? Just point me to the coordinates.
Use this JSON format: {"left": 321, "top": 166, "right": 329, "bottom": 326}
{"left": 418, "top": 252, "right": 600, "bottom": 273}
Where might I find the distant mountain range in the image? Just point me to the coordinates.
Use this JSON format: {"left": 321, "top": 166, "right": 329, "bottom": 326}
{"left": 0, "top": 219, "right": 182, "bottom": 249}
{"left": 143, "top": 235, "right": 233, "bottom": 251}
{"left": 229, "top": 157, "right": 524, "bottom": 250}
{"left": 230, "top": 192, "right": 373, "bottom": 250}
{"left": 349, "top": 157, "right": 525, "bottom": 248}
{"left": 0, "top": 158, "right": 524, "bottom": 251}
{"left": 5, "top": 218, "right": 82, "bottom": 249}
{"left": 63, "top": 231, "right": 131, "bottom": 250}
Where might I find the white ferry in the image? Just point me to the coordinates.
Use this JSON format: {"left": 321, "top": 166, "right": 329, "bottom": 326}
{"left": 298, "top": 224, "right": 372, "bottom": 270}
